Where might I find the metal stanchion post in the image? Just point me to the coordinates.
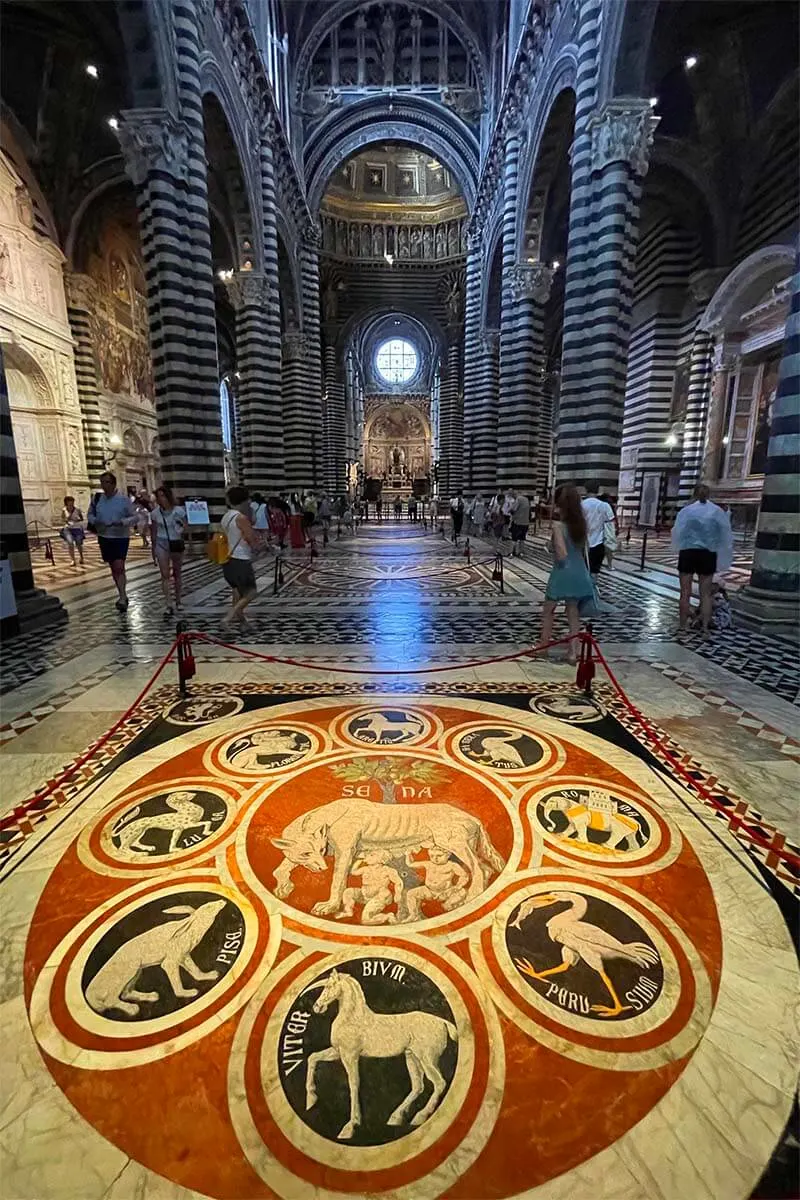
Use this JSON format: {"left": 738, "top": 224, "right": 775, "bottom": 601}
{"left": 273, "top": 557, "right": 279, "bottom": 596}
{"left": 176, "top": 619, "right": 192, "bottom": 698}
{"left": 499, "top": 552, "right": 505, "bottom": 594}
{"left": 464, "top": 537, "right": 471, "bottom": 566}
{"left": 639, "top": 529, "right": 648, "bottom": 572}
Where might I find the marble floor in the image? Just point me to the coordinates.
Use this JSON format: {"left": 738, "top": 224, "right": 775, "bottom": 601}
{"left": 1, "top": 521, "right": 798, "bottom": 1200}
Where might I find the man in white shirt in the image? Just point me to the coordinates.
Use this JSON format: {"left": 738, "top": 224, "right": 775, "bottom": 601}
{"left": 581, "top": 482, "right": 615, "bottom": 574}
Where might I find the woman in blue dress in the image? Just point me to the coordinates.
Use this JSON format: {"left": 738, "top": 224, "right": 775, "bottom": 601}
{"left": 537, "top": 484, "right": 595, "bottom": 663}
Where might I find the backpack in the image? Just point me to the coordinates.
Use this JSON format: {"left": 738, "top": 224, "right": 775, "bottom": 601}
{"left": 206, "top": 530, "right": 230, "bottom": 564}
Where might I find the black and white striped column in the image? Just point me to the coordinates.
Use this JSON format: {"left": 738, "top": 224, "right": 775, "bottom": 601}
{"left": 555, "top": 0, "right": 601, "bottom": 486}
{"left": 472, "top": 329, "right": 500, "bottom": 493}
{"left": 439, "top": 337, "right": 463, "bottom": 498}
{"left": 499, "top": 264, "right": 553, "bottom": 492}
{"left": 64, "top": 273, "right": 107, "bottom": 485}
{"left": 118, "top": 6, "right": 225, "bottom": 514}
{"left": 497, "top": 126, "right": 524, "bottom": 483}
{"left": 677, "top": 328, "right": 714, "bottom": 504}
{"left": 462, "top": 240, "right": 482, "bottom": 491}
{"left": 299, "top": 229, "right": 325, "bottom": 488}
{"left": 282, "top": 332, "right": 311, "bottom": 491}
{"left": 747, "top": 257, "right": 799, "bottom": 605}
{"left": 322, "top": 336, "right": 347, "bottom": 495}
{"left": 223, "top": 271, "right": 284, "bottom": 492}
{"left": 558, "top": 96, "right": 658, "bottom": 489}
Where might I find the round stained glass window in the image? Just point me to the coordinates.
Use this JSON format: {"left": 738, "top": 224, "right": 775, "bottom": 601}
{"left": 375, "top": 338, "right": 418, "bottom": 384}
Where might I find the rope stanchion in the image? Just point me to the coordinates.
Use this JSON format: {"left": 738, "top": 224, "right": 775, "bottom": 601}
{"left": 464, "top": 537, "right": 471, "bottom": 566}
{"left": 0, "top": 637, "right": 182, "bottom": 831}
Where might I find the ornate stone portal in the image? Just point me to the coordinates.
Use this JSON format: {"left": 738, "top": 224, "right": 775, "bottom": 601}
{"left": 0, "top": 151, "right": 87, "bottom": 524}
{"left": 363, "top": 398, "right": 431, "bottom": 493}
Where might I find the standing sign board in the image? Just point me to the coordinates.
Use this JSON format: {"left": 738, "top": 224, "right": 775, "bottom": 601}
{"left": 185, "top": 499, "right": 210, "bottom": 525}
{"left": 638, "top": 471, "right": 662, "bottom": 528}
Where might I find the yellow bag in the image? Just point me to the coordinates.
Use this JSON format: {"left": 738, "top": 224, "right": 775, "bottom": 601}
{"left": 206, "top": 530, "right": 230, "bottom": 564}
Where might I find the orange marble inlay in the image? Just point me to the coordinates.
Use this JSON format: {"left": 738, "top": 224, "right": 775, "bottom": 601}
{"left": 25, "top": 697, "right": 724, "bottom": 1199}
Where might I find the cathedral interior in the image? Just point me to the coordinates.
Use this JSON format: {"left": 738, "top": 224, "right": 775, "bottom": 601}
{"left": 0, "top": 2, "right": 798, "bottom": 1198}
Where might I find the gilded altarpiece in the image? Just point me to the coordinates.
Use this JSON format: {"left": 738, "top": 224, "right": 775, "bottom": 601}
{"left": 363, "top": 395, "right": 431, "bottom": 492}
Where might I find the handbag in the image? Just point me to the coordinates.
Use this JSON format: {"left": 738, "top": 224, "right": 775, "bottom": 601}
{"left": 161, "top": 510, "right": 184, "bottom": 553}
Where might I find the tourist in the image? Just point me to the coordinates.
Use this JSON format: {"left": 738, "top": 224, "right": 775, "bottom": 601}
{"left": 469, "top": 494, "right": 486, "bottom": 537}
{"left": 510, "top": 492, "right": 531, "bottom": 557}
{"left": 220, "top": 485, "right": 260, "bottom": 627}
{"left": 671, "top": 483, "right": 734, "bottom": 636}
{"left": 408, "top": 495, "right": 418, "bottom": 522}
{"left": 599, "top": 491, "right": 619, "bottom": 568}
{"left": 59, "top": 495, "right": 85, "bottom": 568}
{"left": 581, "top": 481, "right": 615, "bottom": 575}
{"left": 251, "top": 492, "right": 269, "bottom": 542}
{"left": 150, "top": 484, "right": 186, "bottom": 617}
{"left": 318, "top": 493, "right": 332, "bottom": 543}
{"left": 267, "top": 496, "right": 288, "bottom": 550}
{"left": 87, "top": 471, "right": 136, "bottom": 612}
{"left": 537, "top": 484, "right": 595, "bottom": 664}
{"left": 133, "top": 492, "right": 151, "bottom": 548}
{"left": 288, "top": 492, "right": 305, "bottom": 549}
{"left": 302, "top": 491, "right": 317, "bottom": 541}
{"left": 450, "top": 491, "right": 465, "bottom": 544}
{"left": 502, "top": 489, "right": 515, "bottom": 540}
{"left": 489, "top": 491, "right": 506, "bottom": 542}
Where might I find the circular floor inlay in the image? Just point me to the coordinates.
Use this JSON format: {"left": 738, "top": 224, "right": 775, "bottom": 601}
{"left": 23, "top": 692, "right": 797, "bottom": 1200}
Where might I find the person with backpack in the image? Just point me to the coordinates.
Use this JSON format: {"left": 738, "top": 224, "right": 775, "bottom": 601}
{"left": 219, "top": 485, "right": 260, "bottom": 627}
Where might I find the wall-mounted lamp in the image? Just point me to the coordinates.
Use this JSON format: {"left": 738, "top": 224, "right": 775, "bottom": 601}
{"left": 722, "top": 434, "right": 730, "bottom": 445}
{"left": 384, "top": 252, "right": 395, "bottom": 266}
{"left": 217, "top": 269, "right": 234, "bottom": 281}
{"left": 684, "top": 55, "right": 698, "bottom": 70}
{"left": 107, "top": 116, "right": 119, "bottom": 131}
{"left": 86, "top": 64, "right": 99, "bottom": 79}
{"left": 551, "top": 259, "right": 561, "bottom": 271}
{"left": 648, "top": 97, "right": 658, "bottom": 109}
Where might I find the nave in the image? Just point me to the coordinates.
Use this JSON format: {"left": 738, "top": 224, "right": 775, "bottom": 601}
{"left": 1, "top": 520, "right": 798, "bottom": 1199}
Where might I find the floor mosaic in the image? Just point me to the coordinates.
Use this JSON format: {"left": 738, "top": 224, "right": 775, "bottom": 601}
{"left": 5, "top": 684, "right": 797, "bottom": 1200}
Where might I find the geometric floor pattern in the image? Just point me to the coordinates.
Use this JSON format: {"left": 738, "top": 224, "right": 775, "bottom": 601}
{"left": 12, "top": 680, "right": 800, "bottom": 1199}
{"left": 3, "top": 530, "right": 799, "bottom": 705}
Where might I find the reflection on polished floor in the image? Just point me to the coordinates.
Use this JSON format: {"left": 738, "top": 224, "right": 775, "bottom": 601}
{"left": 1, "top": 522, "right": 798, "bottom": 1200}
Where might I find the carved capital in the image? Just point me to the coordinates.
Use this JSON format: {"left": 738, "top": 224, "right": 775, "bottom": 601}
{"left": 63, "top": 271, "right": 99, "bottom": 311}
{"left": 222, "top": 270, "right": 277, "bottom": 312}
{"left": 688, "top": 268, "right": 726, "bottom": 306}
{"left": 588, "top": 100, "right": 660, "bottom": 177}
{"left": 711, "top": 336, "right": 741, "bottom": 373}
{"left": 117, "top": 108, "right": 191, "bottom": 185}
{"left": 282, "top": 332, "right": 309, "bottom": 361}
{"left": 479, "top": 329, "right": 500, "bottom": 354}
{"left": 302, "top": 221, "right": 322, "bottom": 248}
{"left": 509, "top": 263, "right": 554, "bottom": 304}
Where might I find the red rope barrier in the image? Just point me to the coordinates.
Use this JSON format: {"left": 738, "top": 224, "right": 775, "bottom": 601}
{"left": 0, "top": 638, "right": 181, "bottom": 832}
{"left": 185, "top": 630, "right": 578, "bottom": 675}
{"left": 587, "top": 634, "right": 800, "bottom": 873}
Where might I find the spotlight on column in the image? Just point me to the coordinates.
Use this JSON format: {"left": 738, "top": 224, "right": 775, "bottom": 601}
{"left": 217, "top": 269, "right": 233, "bottom": 281}
{"left": 684, "top": 55, "right": 698, "bottom": 70}
{"left": 107, "top": 116, "right": 119, "bottom": 130}
{"left": 722, "top": 435, "right": 730, "bottom": 445}
{"left": 384, "top": 252, "right": 395, "bottom": 266}
{"left": 648, "top": 97, "right": 658, "bottom": 109}
{"left": 551, "top": 260, "right": 561, "bottom": 270}
{"left": 665, "top": 431, "right": 679, "bottom": 448}
{"left": 86, "top": 63, "right": 99, "bottom": 79}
